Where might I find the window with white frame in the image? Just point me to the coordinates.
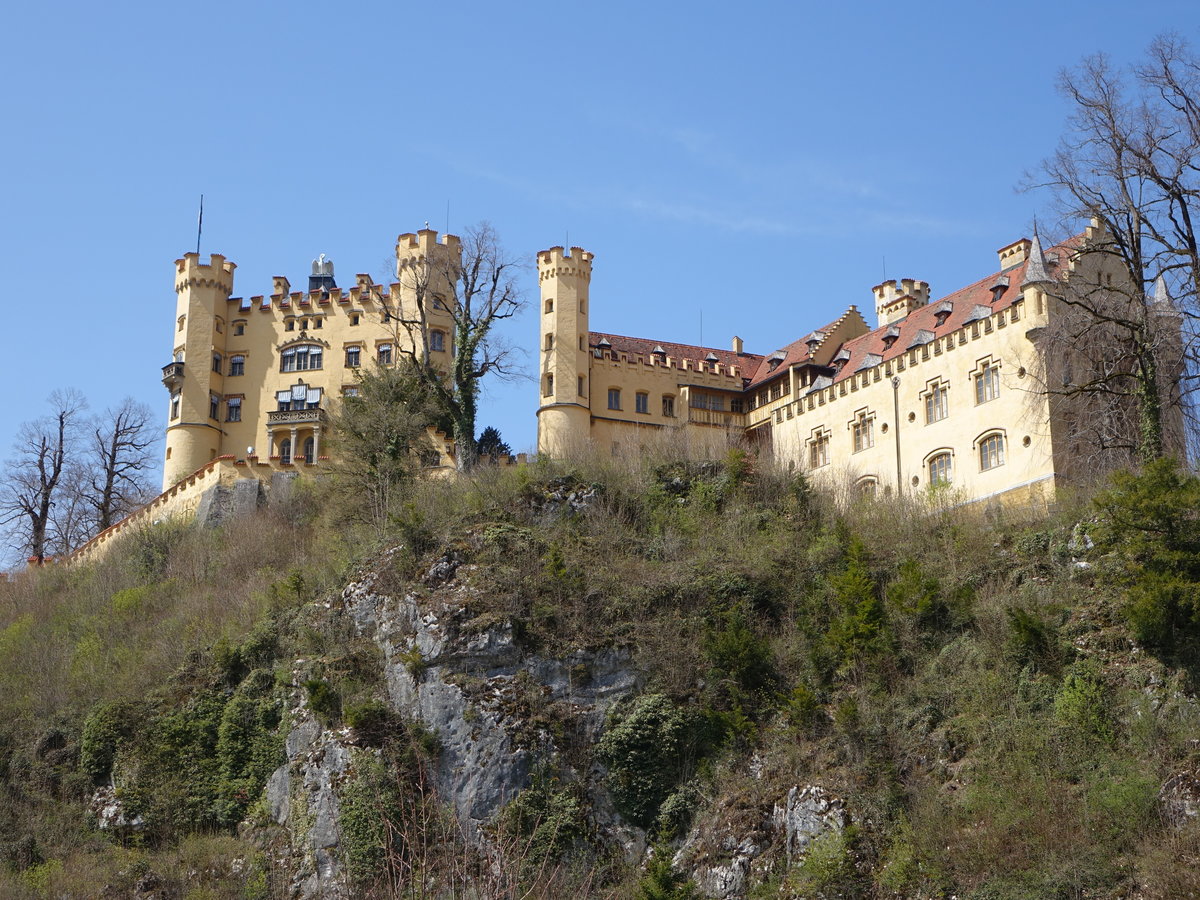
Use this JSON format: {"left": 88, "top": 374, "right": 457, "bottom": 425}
{"left": 226, "top": 397, "right": 242, "bottom": 422}
{"left": 430, "top": 330, "right": 446, "bottom": 353}
{"left": 345, "top": 346, "right": 361, "bottom": 367}
{"left": 925, "top": 381, "right": 948, "bottom": 423}
{"left": 851, "top": 410, "right": 874, "bottom": 452}
{"left": 280, "top": 344, "right": 323, "bottom": 372}
{"left": 928, "top": 452, "right": 953, "bottom": 486}
{"left": 229, "top": 355, "right": 245, "bottom": 376}
{"left": 975, "top": 360, "right": 1000, "bottom": 404}
{"left": 607, "top": 388, "right": 621, "bottom": 410}
{"left": 377, "top": 343, "right": 392, "bottom": 364}
{"left": 979, "top": 433, "right": 1005, "bottom": 471}
{"left": 170, "top": 392, "right": 180, "bottom": 420}
{"left": 635, "top": 392, "right": 649, "bottom": 414}
{"left": 808, "top": 430, "right": 830, "bottom": 468}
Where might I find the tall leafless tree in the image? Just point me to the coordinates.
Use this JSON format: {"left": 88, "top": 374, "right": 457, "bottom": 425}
{"left": 389, "top": 222, "right": 524, "bottom": 470}
{"left": 86, "top": 398, "right": 157, "bottom": 531}
{"left": 1030, "top": 35, "right": 1200, "bottom": 464}
{"left": 0, "top": 390, "right": 87, "bottom": 564}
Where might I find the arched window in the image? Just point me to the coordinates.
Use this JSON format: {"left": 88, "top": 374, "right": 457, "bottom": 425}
{"left": 855, "top": 477, "right": 878, "bottom": 499}
{"left": 979, "top": 432, "right": 1006, "bottom": 471}
{"left": 928, "top": 452, "right": 953, "bottom": 486}
{"left": 302, "top": 436, "right": 315, "bottom": 464}
{"left": 280, "top": 439, "right": 292, "bottom": 464}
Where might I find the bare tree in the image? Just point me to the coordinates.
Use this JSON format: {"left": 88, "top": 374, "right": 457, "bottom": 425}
{"left": 0, "top": 390, "right": 87, "bottom": 564}
{"left": 86, "top": 398, "right": 157, "bottom": 531}
{"left": 1031, "top": 35, "right": 1200, "bottom": 464}
{"left": 389, "top": 222, "right": 524, "bottom": 470}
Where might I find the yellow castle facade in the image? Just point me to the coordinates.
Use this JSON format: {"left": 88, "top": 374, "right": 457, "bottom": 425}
{"left": 162, "top": 229, "right": 462, "bottom": 490}
{"left": 536, "top": 225, "right": 1171, "bottom": 508}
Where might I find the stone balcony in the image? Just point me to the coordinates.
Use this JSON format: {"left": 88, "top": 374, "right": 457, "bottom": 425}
{"left": 162, "top": 362, "right": 185, "bottom": 390}
{"left": 267, "top": 408, "right": 328, "bottom": 427}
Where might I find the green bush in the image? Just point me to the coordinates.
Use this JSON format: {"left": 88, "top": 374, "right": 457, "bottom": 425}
{"left": 597, "top": 693, "right": 692, "bottom": 828}
{"left": 303, "top": 679, "right": 340, "bottom": 723}
{"left": 498, "top": 770, "right": 589, "bottom": 872}
{"left": 633, "top": 851, "right": 699, "bottom": 900}
{"left": 79, "top": 700, "right": 143, "bottom": 783}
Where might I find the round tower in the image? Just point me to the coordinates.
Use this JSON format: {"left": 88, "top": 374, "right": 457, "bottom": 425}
{"left": 536, "top": 245, "right": 593, "bottom": 458}
{"left": 162, "top": 252, "right": 235, "bottom": 489}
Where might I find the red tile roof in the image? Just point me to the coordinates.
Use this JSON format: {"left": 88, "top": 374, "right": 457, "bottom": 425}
{"left": 588, "top": 331, "right": 763, "bottom": 377}
{"left": 745, "top": 308, "right": 867, "bottom": 388}
{"left": 828, "top": 244, "right": 1069, "bottom": 384}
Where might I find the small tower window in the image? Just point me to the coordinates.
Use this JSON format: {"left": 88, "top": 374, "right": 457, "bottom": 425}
{"left": 545, "top": 299, "right": 554, "bottom": 314}
{"left": 170, "top": 393, "right": 180, "bottom": 420}
{"left": 545, "top": 333, "right": 554, "bottom": 350}
{"left": 430, "top": 330, "right": 445, "bottom": 353}
{"left": 543, "top": 373, "right": 554, "bottom": 397}
{"left": 578, "top": 375, "right": 585, "bottom": 396}
{"left": 177, "top": 315, "right": 186, "bottom": 332}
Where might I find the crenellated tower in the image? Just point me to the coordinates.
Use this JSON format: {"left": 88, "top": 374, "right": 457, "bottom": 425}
{"left": 162, "top": 252, "right": 236, "bottom": 489}
{"left": 536, "top": 245, "right": 593, "bottom": 457}
{"left": 394, "top": 229, "right": 461, "bottom": 363}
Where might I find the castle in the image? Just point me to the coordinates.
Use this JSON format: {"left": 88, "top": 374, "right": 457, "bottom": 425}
{"left": 535, "top": 224, "right": 1173, "bottom": 507}
{"left": 162, "top": 229, "right": 463, "bottom": 490}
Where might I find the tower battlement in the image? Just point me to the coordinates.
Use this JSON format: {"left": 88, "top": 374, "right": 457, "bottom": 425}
{"left": 538, "top": 246, "right": 593, "bottom": 282}
{"left": 175, "top": 252, "right": 236, "bottom": 295}
{"left": 395, "top": 229, "right": 462, "bottom": 275}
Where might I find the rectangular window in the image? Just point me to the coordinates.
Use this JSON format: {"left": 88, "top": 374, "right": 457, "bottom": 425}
{"left": 343, "top": 386, "right": 359, "bottom": 398}
{"left": 544, "top": 333, "right": 554, "bottom": 350}
{"left": 285, "top": 320, "right": 295, "bottom": 332}
{"left": 350, "top": 314, "right": 360, "bottom": 326}
{"left": 731, "top": 399, "right": 744, "bottom": 414}
{"left": 430, "top": 330, "right": 445, "bottom": 353}
{"left": 770, "top": 382, "right": 783, "bottom": 401}
{"left": 170, "top": 393, "right": 180, "bottom": 420}
{"left": 234, "top": 322, "right": 245, "bottom": 336}
{"left": 229, "top": 355, "right": 245, "bottom": 376}
{"left": 543, "top": 373, "right": 554, "bottom": 397}
{"left": 314, "top": 317, "right": 323, "bottom": 329}
{"left": 378, "top": 344, "right": 392, "bottom": 364}
{"left": 852, "top": 416, "right": 874, "bottom": 452}
{"left": 545, "top": 299, "right": 554, "bottom": 314}
{"left": 662, "top": 395, "right": 675, "bottom": 417}
{"left": 975, "top": 363, "right": 999, "bottom": 404}
{"left": 209, "top": 394, "right": 220, "bottom": 420}
{"left": 809, "top": 433, "right": 830, "bottom": 468}
{"left": 226, "top": 397, "right": 242, "bottom": 422}
{"left": 212, "top": 354, "right": 222, "bottom": 374}
{"left": 608, "top": 388, "right": 621, "bottom": 410}
{"left": 578, "top": 375, "right": 585, "bottom": 396}
{"left": 635, "top": 392, "right": 649, "bottom": 414}
{"left": 345, "top": 347, "right": 361, "bottom": 368}
{"left": 925, "top": 384, "right": 948, "bottom": 423}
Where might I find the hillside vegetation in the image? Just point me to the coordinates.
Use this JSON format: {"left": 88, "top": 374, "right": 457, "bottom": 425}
{"left": 1, "top": 451, "right": 1198, "bottom": 899}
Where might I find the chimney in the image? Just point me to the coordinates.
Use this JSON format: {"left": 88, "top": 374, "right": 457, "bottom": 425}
{"left": 731, "top": 335, "right": 744, "bottom": 354}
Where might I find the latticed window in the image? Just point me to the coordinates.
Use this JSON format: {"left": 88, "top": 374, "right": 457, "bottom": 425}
{"left": 431, "top": 330, "right": 446, "bottom": 352}
{"left": 852, "top": 414, "right": 874, "bottom": 452}
{"left": 608, "top": 388, "right": 621, "bottom": 410}
{"left": 925, "top": 383, "right": 948, "bottom": 423}
{"left": 636, "top": 392, "right": 649, "bottom": 414}
{"left": 662, "top": 395, "right": 675, "bottom": 417}
{"left": 980, "top": 433, "right": 1005, "bottom": 471}
{"left": 975, "top": 362, "right": 999, "bottom": 404}
{"left": 226, "top": 397, "right": 241, "bottom": 422}
{"left": 928, "top": 452, "right": 953, "bottom": 486}
{"left": 809, "top": 433, "right": 830, "bottom": 468}
{"left": 377, "top": 344, "right": 392, "bottom": 364}
{"left": 229, "top": 355, "right": 245, "bottom": 376}
{"left": 345, "top": 347, "right": 361, "bottom": 368}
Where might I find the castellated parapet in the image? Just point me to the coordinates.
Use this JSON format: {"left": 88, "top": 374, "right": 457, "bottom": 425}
{"left": 873, "top": 278, "right": 930, "bottom": 328}
{"left": 175, "top": 252, "right": 236, "bottom": 295}
{"left": 396, "top": 229, "right": 462, "bottom": 276}
{"left": 538, "top": 246, "right": 594, "bottom": 282}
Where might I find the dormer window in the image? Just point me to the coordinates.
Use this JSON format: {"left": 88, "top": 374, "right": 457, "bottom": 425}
{"left": 990, "top": 275, "right": 1010, "bottom": 303}
{"left": 766, "top": 350, "right": 786, "bottom": 372}
{"left": 832, "top": 348, "right": 851, "bottom": 372}
{"left": 882, "top": 325, "right": 901, "bottom": 350}
{"left": 933, "top": 300, "right": 953, "bottom": 328}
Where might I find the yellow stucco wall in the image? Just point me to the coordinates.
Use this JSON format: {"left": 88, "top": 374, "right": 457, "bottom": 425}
{"left": 163, "top": 230, "right": 459, "bottom": 490}
{"left": 535, "top": 232, "right": 1133, "bottom": 509}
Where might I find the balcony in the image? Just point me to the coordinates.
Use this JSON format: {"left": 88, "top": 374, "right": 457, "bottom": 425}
{"left": 267, "top": 407, "right": 328, "bottom": 427}
{"left": 687, "top": 407, "right": 746, "bottom": 428}
{"left": 161, "top": 362, "right": 184, "bottom": 390}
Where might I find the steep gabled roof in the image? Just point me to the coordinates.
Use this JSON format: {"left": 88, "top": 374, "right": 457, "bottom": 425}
{"left": 745, "top": 307, "right": 869, "bottom": 388}
{"left": 828, "top": 246, "right": 1068, "bottom": 383}
{"left": 588, "top": 331, "right": 763, "bottom": 376}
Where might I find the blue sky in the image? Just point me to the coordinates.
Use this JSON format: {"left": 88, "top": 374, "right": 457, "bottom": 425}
{"left": 3, "top": 0, "right": 1198, "bottom": 481}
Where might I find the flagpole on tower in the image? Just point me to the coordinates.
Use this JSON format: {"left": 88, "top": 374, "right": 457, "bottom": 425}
{"left": 196, "top": 195, "right": 204, "bottom": 256}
